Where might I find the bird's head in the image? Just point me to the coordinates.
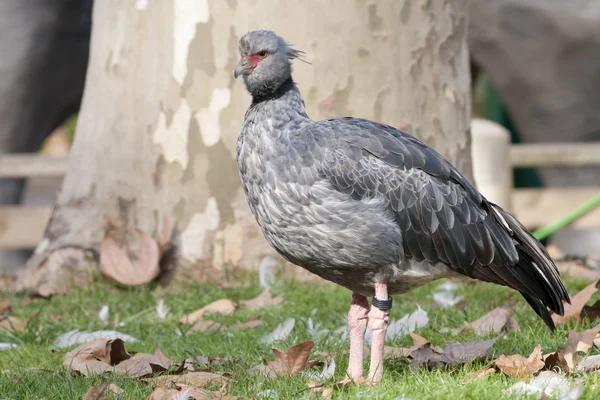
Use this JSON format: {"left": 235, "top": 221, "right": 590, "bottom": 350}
{"left": 234, "top": 30, "right": 304, "bottom": 97}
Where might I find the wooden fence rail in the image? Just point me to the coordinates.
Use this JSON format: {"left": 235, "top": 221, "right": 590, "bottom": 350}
{"left": 0, "top": 154, "right": 68, "bottom": 178}
{"left": 1, "top": 143, "right": 600, "bottom": 249}
{"left": 0, "top": 207, "right": 51, "bottom": 249}
{"left": 510, "top": 143, "right": 600, "bottom": 168}
{"left": 1, "top": 142, "right": 600, "bottom": 179}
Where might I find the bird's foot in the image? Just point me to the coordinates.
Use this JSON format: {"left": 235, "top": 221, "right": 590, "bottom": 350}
{"left": 337, "top": 375, "right": 364, "bottom": 388}
{"left": 344, "top": 370, "right": 366, "bottom": 385}
{"left": 366, "top": 378, "right": 382, "bottom": 387}
{"left": 338, "top": 374, "right": 380, "bottom": 387}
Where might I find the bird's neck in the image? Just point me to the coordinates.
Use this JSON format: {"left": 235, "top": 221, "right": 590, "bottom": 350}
{"left": 250, "top": 78, "right": 307, "bottom": 115}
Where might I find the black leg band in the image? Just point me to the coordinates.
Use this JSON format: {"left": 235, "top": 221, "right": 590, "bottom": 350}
{"left": 372, "top": 296, "right": 393, "bottom": 311}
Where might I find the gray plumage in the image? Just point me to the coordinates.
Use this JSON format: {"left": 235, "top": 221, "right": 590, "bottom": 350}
{"left": 235, "top": 30, "right": 569, "bottom": 329}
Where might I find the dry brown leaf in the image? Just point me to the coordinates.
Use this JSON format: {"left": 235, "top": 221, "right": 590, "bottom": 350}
{"left": 384, "top": 346, "right": 413, "bottom": 358}
{"left": 308, "top": 379, "right": 333, "bottom": 399}
{"left": 239, "top": 289, "right": 284, "bottom": 310}
{"left": 145, "top": 371, "right": 228, "bottom": 388}
{"left": 594, "top": 334, "right": 600, "bottom": 349}
{"left": 0, "top": 316, "right": 26, "bottom": 333}
{"left": 250, "top": 340, "right": 318, "bottom": 378}
{"left": 575, "top": 355, "right": 600, "bottom": 373}
{"left": 145, "top": 385, "right": 176, "bottom": 400}
{"left": 188, "top": 320, "right": 225, "bottom": 334}
{"left": 108, "top": 384, "right": 124, "bottom": 395}
{"left": 565, "top": 323, "right": 600, "bottom": 355}
{"left": 384, "top": 332, "right": 430, "bottom": 358}
{"left": 0, "top": 300, "right": 11, "bottom": 316}
{"left": 149, "top": 346, "right": 172, "bottom": 369}
{"left": 463, "top": 366, "right": 496, "bottom": 381}
{"left": 63, "top": 339, "right": 131, "bottom": 377}
{"left": 145, "top": 384, "right": 222, "bottom": 400}
{"left": 544, "top": 351, "right": 570, "bottom": 373}
{"left": 232, "top": 319, "right": 264, "bottom": 330}
{"left": 581, "top": 300, "right": 600, "bottom": 322}
{"left": 506, "top": 316, "right": 521, "bottom": 333}
{"left": 100, "top": 229, "right": 160, "bottom": 286}
{"left": 451, "top": 307, "right": 519, "bottom": 336}
{"left": 273, "top": 340, "right": 316, "bottom": 374}
{"left": 82, "top": 379, "right": 108, "bottom": 400}
{"left": 114, "top": 353, "right": 154, "bottom": 377}
{"left": 410, "top": 336, "right": 500, "bottom": 369}
{"left": 563, "top": 322, "right": 600, "bottom": 369}
{"left": 495, "top": 344, "right": 545, "bottom": 378}
{"left": 552, "top": 281, "right": 599, "bottom": 326}
{"left": 409, "top": 332, "right": 430, "bottom": 347}
{"left": 179, "top": 299, "right": 237, "bottom": 325}
{"left": 469, "top": 307, "right": 517, "bottom": 335}
{"left": 383, "top": 346, "right": 411, "bottom": 358}
{"left": 114, "top": 346, "right": 171, "bottom": 377}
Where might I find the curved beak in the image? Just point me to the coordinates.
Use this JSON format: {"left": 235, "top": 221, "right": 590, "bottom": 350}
{"left": 234, "top": 57, "right": 250, "bottom": 79}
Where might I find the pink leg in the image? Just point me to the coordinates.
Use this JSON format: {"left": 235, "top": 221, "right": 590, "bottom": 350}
{"left": 367, "top": 282, "right": 390, "bottom": 384}
{"left": 347, "top": 293, "right": 369, "bottom": 382}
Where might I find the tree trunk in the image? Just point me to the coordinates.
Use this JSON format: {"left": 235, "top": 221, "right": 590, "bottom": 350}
{"left": 0, "top": 0, "right": 91, "bottom": 275}
{"left": 16, "top": 0, "right": 471, "bottom": 295}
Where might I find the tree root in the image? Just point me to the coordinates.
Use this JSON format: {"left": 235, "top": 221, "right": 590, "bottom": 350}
{"left": 14, "top": 246, "right": 97, "bottom": 297}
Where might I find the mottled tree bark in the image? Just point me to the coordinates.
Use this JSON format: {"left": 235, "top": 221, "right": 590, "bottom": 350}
{"left": 392, "top": 0, "right": 472, "bottom": 179}
{"left": 16, "top": 0, "right": 471, "bottom": 295}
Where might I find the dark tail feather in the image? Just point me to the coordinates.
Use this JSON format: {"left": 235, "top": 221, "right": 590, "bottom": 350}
{"left": 489, "top": 203, "right": 570, "bottom": 330}
{"left": 521, "top": 293, "right": 556, "bottom": 331}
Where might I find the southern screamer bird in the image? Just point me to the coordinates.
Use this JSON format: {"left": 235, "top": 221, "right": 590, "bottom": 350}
{"left": 234, "top": 30, "right": 569, "bottom": 384}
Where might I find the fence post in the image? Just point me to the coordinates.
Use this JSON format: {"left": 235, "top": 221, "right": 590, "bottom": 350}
{"left": 471, "top": 118, "right": 513, "bottom": 210}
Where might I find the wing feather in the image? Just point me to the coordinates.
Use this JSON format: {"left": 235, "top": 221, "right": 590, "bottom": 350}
{"left": 294, "top": 117, "right": 569, "bottom": 330}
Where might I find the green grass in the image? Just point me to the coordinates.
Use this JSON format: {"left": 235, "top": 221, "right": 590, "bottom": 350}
{"left": 1, "top": 275, "right": 600, "bottom": 399}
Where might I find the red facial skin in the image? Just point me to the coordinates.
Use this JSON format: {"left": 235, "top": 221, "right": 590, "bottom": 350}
{"left": 247, "top": 52, "right": 269, "bottom": 74}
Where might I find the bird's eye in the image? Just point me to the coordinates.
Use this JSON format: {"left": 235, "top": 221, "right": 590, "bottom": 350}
{"left": 257, "top": 50, "right": 268, "bottom": 57}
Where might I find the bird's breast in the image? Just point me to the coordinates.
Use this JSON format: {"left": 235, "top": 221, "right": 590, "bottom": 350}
{"left": 236, "top": 114, "right": 404, "bottom": 287}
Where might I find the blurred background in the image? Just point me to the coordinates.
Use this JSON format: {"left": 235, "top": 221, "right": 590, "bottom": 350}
{"left": 0, "top": 0, "right": 598, "bottom": 282}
